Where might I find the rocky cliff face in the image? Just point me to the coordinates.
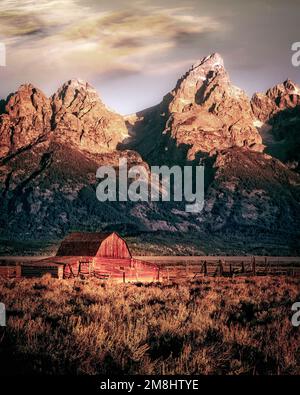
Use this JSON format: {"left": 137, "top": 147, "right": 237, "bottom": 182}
{"left": 126, "top": 53, "right": 264, "bottom": 164}
{"left": 52, "top": 79, "right": 129, "bottom": 153}
{"left": 251, "top": 79, "right": 300, "bottom": 171}
{"left": 0, "top": 79, "right": 129, "bottom": 160}
{"left": 0, "top": 55, "right": 300, "bottom": 253}
{"left": 0, "top": 84, "right": 52, "bottom": 158}
{"left": 251, "top": 79, "right": 300, "bottom": 122}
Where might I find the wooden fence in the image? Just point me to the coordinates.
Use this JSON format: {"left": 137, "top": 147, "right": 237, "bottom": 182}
{"left": 0, "top": 257, "right": 299, "bottom": 281}
{"left": 157, "top": 257, "right": 300, "bottom": 282}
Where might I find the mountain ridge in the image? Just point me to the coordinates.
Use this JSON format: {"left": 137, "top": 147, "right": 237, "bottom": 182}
{"left": 0, "top": 53, "right": 300, "bottom": 254}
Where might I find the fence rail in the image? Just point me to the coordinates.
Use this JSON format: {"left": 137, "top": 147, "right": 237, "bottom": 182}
{"left": 157, "top": 257, "right": 300, "bottom": 281}
{"left": 0, "top": 257, "right": 299, "bottom": 281}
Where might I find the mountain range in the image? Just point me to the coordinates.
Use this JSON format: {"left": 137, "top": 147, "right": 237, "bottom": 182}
{"left": 0, "top": 53, "right": 299, "bottom": 255}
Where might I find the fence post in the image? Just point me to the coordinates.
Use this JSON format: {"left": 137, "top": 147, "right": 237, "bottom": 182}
{"left": 219, "top": 260, "right": 224, "bottom": 276}
{"left": 241, "top": 261, "right": 245, "bottom": 274}
{"left": 264, "top": 257, "right": 267, "bottom": 274}
{"left": 204, "top": 261, "right": 207, "bottom": 276}
{"left": 252, "top": 257, "right": 256, "bottom": 276}
{"left": 229, "top": 263, "right": 232, "bottom": 277}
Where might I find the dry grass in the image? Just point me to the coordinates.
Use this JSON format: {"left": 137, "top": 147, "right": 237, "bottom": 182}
{"left": 0, "top": 276, "right": 299, "bottom": 375}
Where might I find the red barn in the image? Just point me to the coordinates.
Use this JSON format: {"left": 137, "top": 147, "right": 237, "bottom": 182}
{"left": 24, "top": 232, "right": 159, "bottom": 282}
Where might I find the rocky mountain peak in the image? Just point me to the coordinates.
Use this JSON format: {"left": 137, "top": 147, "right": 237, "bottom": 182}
{"left": 251, "top": 79, "right": 300, "bottom": 171}
{"left": 265, "top": 79, "right": 300, "bottom": 102}
{"left": 282, "top": 79, "right": 299, "bottom": 93}
{"left": 191, "top": 52, "right": 225, "bottom": 73}
{"left": 0, "top": 79, "right": 129, "bottom": 159}
{"left": 251, "top": 79, "right": 300, "bottom": 122}
{"left": 51, "top": 80, "right": 129, "bottom": 153}
{"left": 168, "top": 53, "right": 229, "bottom": 113}
{"left": 5, "top": 84, "right": 50, "bottom": 117}
{"left": 0, "top": 84, "right": 51, "bottom": 157}
{"left": 52, "top": 79, "right": 105, "bottom": 113}
{"left": 128, "top": 53, "right": 263, "bottom": 164}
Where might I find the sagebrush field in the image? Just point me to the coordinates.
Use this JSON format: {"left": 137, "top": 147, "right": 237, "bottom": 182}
{"left": 0, "top": 276, "right": 299, "bottom": 375}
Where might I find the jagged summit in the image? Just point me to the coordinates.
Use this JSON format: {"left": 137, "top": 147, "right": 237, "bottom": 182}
{"left": 168, "top": 53, "right": 229, "bottom": 113}
{"left": 251, "top": 79, "right": 300, "bottom": 122}
{"left": 66, "top": 78, "right": 92, "bottom": 88}
{"left": 127, "top": 53, "right": 263, "bottom": 163}
{"left": 51, "top": 79, "right": 129, "bottom": 153}
{"left": 57, "top": 79, "right": 99, "bottom": 94}
{"left": 53, "top": 79, "right": 103, "bottom": 108}
{"left": 191, "top": 52, "right": 225, "bottom": 71}
{"left": 0, "top": 79, "right": 129, "bottom": 157}
{"left": 0, "top": 83, "right": 51, "bottom": 157}
{"left": 251, "top": 79, "right": 300, "bottom": 171}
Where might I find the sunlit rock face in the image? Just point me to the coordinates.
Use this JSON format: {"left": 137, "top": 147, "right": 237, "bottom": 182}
{"left": 0, "top": 80, "right": 130, "bottom": 159}
{"left": 0, "top": 84, "right": 52, "bottom": 158}
{"left": 51, "top": 79, "right": 129, "bottom": 154}
{"left": 251, "top": 79, "right": 300, "bottom": 171}
{"left": 125, "top": 53, "right": 263, "bottom": 165}
{"left": 251, "top": 79, "right": 300, "bottom": 122}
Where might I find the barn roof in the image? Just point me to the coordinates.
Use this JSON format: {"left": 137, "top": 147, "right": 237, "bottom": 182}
{"left": 56, "top": 232, "right": 112, "bottom": 256}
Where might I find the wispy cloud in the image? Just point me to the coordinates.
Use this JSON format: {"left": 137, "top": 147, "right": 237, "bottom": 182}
{"left": 0, "top": 0, "right": 224, "bottom": 77}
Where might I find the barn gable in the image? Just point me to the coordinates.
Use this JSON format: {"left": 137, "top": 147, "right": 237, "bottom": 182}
{"left": 56, "top": 232, "right": 111, "bottom": 256}
{"left": 96, "top": 232, "right": 132, "bottom": 259}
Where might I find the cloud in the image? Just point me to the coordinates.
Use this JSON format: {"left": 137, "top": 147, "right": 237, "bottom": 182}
{"left": 64, "top": 9, "right": 221, "bottom": 58}
{"left": 0, "top": 0, "right": 224, "bottom": 77}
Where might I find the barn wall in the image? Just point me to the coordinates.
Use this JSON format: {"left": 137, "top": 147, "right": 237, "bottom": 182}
{"left": 92, "top": 257, "right": 159, "bottom": 282}
{"left": 0, "top": 265, "right": 21, "bottom": 278}
{"left": 93, "top": 257, "right": 131, "bottom": 281}
{"left": 96, "top": 233, "right": 132, "bottom": 259}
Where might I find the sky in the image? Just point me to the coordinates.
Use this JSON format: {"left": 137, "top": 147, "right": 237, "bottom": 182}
{"left": 0, "top": 0, "right": 299, "bottom": 114}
